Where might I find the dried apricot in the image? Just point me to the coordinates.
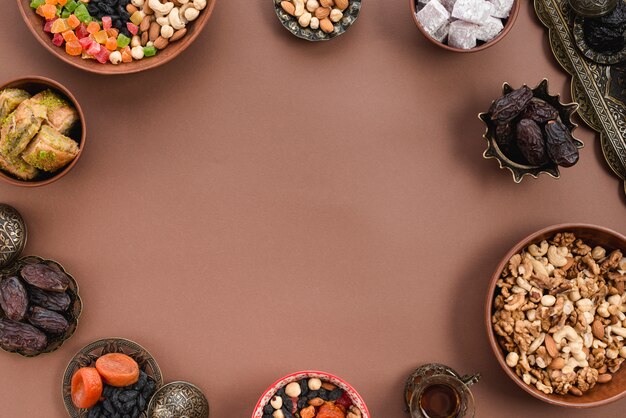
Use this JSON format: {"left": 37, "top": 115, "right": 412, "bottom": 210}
{"left": 71, "top": 367, "right": 103, "bottom": 409}
{"left": 95, "top": 353, "right": 139, "bottom": 387}
{"left": 317, "top": 402, "right": 346, "bottom": 418}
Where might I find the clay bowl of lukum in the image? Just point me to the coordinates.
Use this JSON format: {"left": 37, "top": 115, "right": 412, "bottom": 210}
{"left": 0, "top": 76, "right": 86, "bottom": 187}
{"left": 411, "top": 0, "right": 520, "bottom": 52}
{"left": 16, "top": 0, "right": 216, "bottom": 75}
{"left": 486, "top": 224, "right": 626, "bottom": 408}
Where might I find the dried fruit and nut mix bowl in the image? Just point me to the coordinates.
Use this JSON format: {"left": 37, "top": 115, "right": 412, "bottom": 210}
{"left": 486, "top": 225, "right": 626, "bottom": 407}
{"left": 63, "top": 338, "right": 163, "bottom": 418}
{"left": 17, "top": 0, "right": 216, "bottom": 74}
{"left": 0, "top": 77, "right": 85, "bottom": 187}
{"left": 274, "top": 0, "right": 361, "bottom": 41}
{"left": 411, "top": 0, "right": 520, "bottom": 51}
{"left": 252, "top": 371, "right": 370, "bottom": 418}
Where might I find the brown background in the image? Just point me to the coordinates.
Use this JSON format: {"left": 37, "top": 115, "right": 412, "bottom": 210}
{"left": 1, "top": 1, "right": 625, "bottom": 417}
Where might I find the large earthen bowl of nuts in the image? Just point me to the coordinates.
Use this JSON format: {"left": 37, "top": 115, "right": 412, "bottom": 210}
{"left": 17, "top": 0, "right": 216, "bottom": 75}
{"left": 252, "top": 370, "right": 370, "bottom": 418}
{"left": 411, "top": 0, "right": 520, "bottom": 52}
{"left": 486, "top": 224, "right": 626, "bottom": 408}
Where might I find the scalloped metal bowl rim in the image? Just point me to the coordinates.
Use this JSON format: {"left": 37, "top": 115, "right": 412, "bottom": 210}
{"left": 273, "top": 0, "right": 362, "bottom": 42}
{"left": 0, "top": 255, "right": 82, "bottom": 357}
{"left": 0, "top": 76, "right": 87, "bottom": 187}
{"left": 479, "top": 80, "right": 583, "bottom": 182}
{"left": 15, "top": 0, "right": 217, "bottom": 75}
{"left": 62, "top": 337, "right": 164, "bottom": 418}
{"left": 147, "top": 380, "right": 209, "bottom": 417}
{"left": 252, "top": 370, "right": 370, "bottom": 418}
{"left": 485, "top": 224, "right": 626, "bottom": 408}
{"left": 410, "top": 0, "right": 521, "bottom": 52}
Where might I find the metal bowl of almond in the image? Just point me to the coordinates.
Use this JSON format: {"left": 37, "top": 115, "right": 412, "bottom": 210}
{"left": 274, "top": 0, "right": 361, "bottom": 41}
{"left": 486, "top": 224, "right": 626, "bottom": 408}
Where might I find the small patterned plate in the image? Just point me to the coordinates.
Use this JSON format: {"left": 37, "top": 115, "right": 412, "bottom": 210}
{"left": 62, "top": 338, "right": 163, "bottom": 418}
{"left": 572, "top": 15, "right": 626, "bottom": 65}
{"left": 273, "top": 0, "right": 362, "bottom": 41}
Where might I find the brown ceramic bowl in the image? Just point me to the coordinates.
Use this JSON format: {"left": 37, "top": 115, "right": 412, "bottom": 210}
{"left": 16, "top": 0, "right": 216, "bottom": 75}
{"left": 485, "top": 224, "right": 626, "bottom": 408}
{"left": 0, "top": 76, "right": 86, "bottom": 187}
{"left": 410, "top": 0, "right": 520, "bottom": 52}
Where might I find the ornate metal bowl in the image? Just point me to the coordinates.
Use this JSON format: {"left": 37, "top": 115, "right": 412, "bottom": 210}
{"left": 479, "top": 79, "right": 583, "bottom": 183}
{"left": 568, "top": 0, "right": 618, "bottom": 17}
{"left": 273, "top": 0, "right": 361, "bottom": 41}
{"left": 62, "top": 338, "right": 163, "bottom": 418}
{"left": 147, "top": 381, "right": 209, "bottom": 418}
{"left": 572, "top": 14, "right": 626, "bottom": 65}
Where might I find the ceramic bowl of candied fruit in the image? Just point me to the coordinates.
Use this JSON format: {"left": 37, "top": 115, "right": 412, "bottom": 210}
{"left": 486, "top": 224, "right": 626, "bottom": 408}
{"left": 411, "top": 0, "right": 520, "bottom": 52}
{"left": 252, "top": 371, "right": 370, "bottom": 418}
{"left": 16, "top": 0, "right": 217, "bottom": 75}
{"left": 0, "top": 76, "right": 86, "bottom": 187}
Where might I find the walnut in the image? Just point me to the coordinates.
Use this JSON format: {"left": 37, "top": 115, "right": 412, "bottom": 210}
{"left": 573, "top": 239, "right": 592, "bottom": 256}
{"left": 549, "top": 370, "right": 577, "bottom": 395}
{"left": 551, "top": 232, "right": 576, "bottom": 247}
{"left": 576, "top": 367, "right": 599, "bottom": 392}
{"left": 583, "top": 254, "right": 601, "bottom": 276}
{"left": 589, "top": 347, "right": 606, "bottom": 369}
{"left": 508, "top": 254, "right": 522, "bottom": 278}
{"left": 514, "top": 321, "right": 534, "bottom": 352}
{"left": 601, "top": 250, "right": 623, "bottom": 273}
{"left": 505, "top": 293, "right": 525, "bottom": 311}
{"left": 608, "top": 357, "right": 624, "bottom": 373}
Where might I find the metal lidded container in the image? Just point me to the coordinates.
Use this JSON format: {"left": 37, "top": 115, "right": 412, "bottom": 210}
{"left": 0, "top": 203, "right": 82, "bottom": 357}
{"left": 569, "top": 0, "right": 618, "bottom": 17}
{"left": 148, "top": 381, "right": 210, "bottom": 418}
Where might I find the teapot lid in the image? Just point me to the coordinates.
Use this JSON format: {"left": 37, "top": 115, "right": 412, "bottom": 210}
{"left": 0, "top": 204, "right": 27, "bottom": 270}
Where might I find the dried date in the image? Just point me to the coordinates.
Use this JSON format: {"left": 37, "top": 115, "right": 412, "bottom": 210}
{"left": 20, "top": 263, "right": 69, "bottom": 293}
{"left": 521, "top": 98, "right": 558, "bottom": 124}
{"left": 28, "top": 287, "right": 70, "bottom": 312}
{"left": 489, "top": 86, "right": 533, "bottom": 123}
{"left": 0, "top": 318, "right": 47, "bottom": 355}
{"left": 495, "top": 122, "right": 515, "bottom": 154}
{"left": 517, "top": 119, "right": 548, "bottom": 166}
{"left": 0, "top": 276, "right": 28, "bottom": 321}
{"left": 545, "top": 120, "right": 579, "bottom": 167}
{"left": 28, "top": 306, "right": 69, "bottom": 335}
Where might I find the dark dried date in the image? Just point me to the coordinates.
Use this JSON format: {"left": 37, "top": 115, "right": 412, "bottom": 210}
{"left": 28, "top": 287, "right": 70, "bottom": 312}
{"left": 20, "top": 263, "right": 69, "bottom": 293}
{"left": 495, "top": 122, "right": 515, "bottom": 155}
{"left": 0, "top": 276, "right": 28, "bottom": 321}
{"left": 0, "top": 318, "right": 47, "bottom": 355}
{"left": 545, "top": 120, "right": 579, "bottom": 167}
{"left": 489, "top": 86, "right": 533, "bottom": 123}
{"left": 521, "top": 98, "right": 558, "bottom": 124}
{"left": 517, "top": 119, "right": 548, "bottom": 166}
{"left": 27, "top": 306, "right": 69, "bottom": 335}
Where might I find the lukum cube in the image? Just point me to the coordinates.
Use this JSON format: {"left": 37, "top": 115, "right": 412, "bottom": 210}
{"left": 21, "top": 125, "right": 79, "bottom": 172}
{"left": 476, "top": 15, "right": 504, "bottom": 42}
{"left": 416, "top": 0, "right": 450, "bottom": 36}
{"left": 451, "top": 0, "right": 492, "bottom": 25}
{"left": 489, "top": 0, "right": 515, "bottom": 18}
{"left": 30, "top": 90, "right": 79, "bottom": 136}
{"left": 0, "top": 100, "right": 47, "bottom": 158}
{"left": 448, "top": 20, "right": 478, "bottom": 49}
{"left": 0, "top": 89, "right": 31, "bottom": 121}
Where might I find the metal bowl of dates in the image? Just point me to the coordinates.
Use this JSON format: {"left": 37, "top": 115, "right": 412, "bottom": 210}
{"left": 147, "top": 381, "right": 209, "bottom": 418}
{"left": 274, "top": 0, "right": 362, "bottom": 42}
{"left": 572, "top": 1, "right": 626, "bottom": 65}
{"left": 479, "top": 79, "right": 583, "bottom": 183}
{"left": 63, "top": 338, "right": 164, "bottom": 418}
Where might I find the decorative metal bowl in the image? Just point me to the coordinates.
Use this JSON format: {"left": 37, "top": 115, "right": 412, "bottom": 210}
{"left": 572, "top": 14, "right": 626, "bottom": 65}
{"left": 273, "top": 0, "right": 362, "bottom": 41}
{"left": 568, "top": 0, "right": 618, "bottom": 17}
{"left": 62, "top": 338, "right": 164, "bottom": 418}
{"left": 479, "top": 79, "right": 583, "bottom": 183}
{"left": 147, "top": 381, "right": 209, "bottom": 418}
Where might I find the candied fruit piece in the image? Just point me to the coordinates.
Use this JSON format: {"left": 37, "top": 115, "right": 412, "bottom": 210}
{"left": 85, "top": 41, "right": 101, "bottom": 56}
{"left": 64, "top": 0, "right": 77, "bottom": 13}
{"left": 38, "top": 4, "right": 58, "bottom": 20}
{"left": 120, "top": 46, "right": 132, "bottom": 62}
{"left": 94, "top": 47, "right": 110, "bottom": 64}
{"left": 67, "top": 14, "right": 80, "bottom": 29}
{"left": 106, "top": 28, "right": 119, "bottom": 38}
{"left": 62, "top": 30, "right": 78, "bottom": 43}
{"left": 75, "top": 23, "right": 89, "bottom": 39}
{"left": 51, "top": 18, "right": 70, "bottom": 34}
{"left": 105, "top": 37, "right": 117, "bottom": 51}
{"left": 117, "top": 34, "right": 130, "bottom": 48}
{"left": 30, "top": 0, "right": 46, "bottom": 8}
{"left": 58, "top": 0, "right": 67, "bottom": 5}
{"left": 126, "top": 22, "right": 138, "bottom": 35}
{"left": 86, "top": 21, "right": 100, "bottom": 34}
{"left": 94, "top": 30, "right": 108, "bottom": 44}
{"left": 78, "top": 36, "right": 93, "bottom": 49}
{"left": 45, "top": 0, "right": 58, "bottom": 5}
{"left": 143, "top": 45, "right": 157, "bottom": 57}
{"left": 52, "top": 32, "right": 64, "bottom": 47}
{"left": 130, "top": 11, "right": 143, "bottom": 26}
{"left": 43, "top": 17, "right": 57, "bottom": 33}
{"left": 74, "top": 3, "right": 90, "bottom": 23}
{"left": 102, "top": 16, "right": 112, "bottom": 30}
{"left": 65, "top": 41, "right": 82, "bottom": 56}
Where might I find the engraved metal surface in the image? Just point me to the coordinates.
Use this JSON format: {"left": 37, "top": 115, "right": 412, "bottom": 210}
{"left": 0, "top": 204, "right": 26, "bottom": 270}
{"left": 569, "top": 0, "right": 618, "bottom": 17}
{"left": 62, "top": 338, "right": 163, "bottom": 418}
{"left": 536, "top": 0, "right": 626, "bottom": 194}
{"left": 573, "top": 15, "right": 626, "bottom": 65}
{"left": 148, "top": 381, "right": 209, "bottom": 418}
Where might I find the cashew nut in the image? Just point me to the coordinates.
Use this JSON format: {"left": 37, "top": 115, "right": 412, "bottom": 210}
{"left": 132, "top": 0, "right": 145, "bottom": 7}
{"left": 576, "top": 298, "right": 594, "bottom": 313}
{"left": 516, "top": 277, "right": 532, "bottom": 292}
{"left": 179, "top": 3, "right": 194, "bottom": 23}
{"left": 184, "top": 7, "right": 200, "bottom": 21}
{"left": 547, "top": 246, "right": 568, "bottom": 267}
{"left": 156, "top": 15, "right": 170, "bottom": 26}
{"left": 529, "top": 257, "right": 548, "bottom": 279}
{"left": 169, "top": 8, "right": 186, "bottom": 30}
{"left": 610, "top": 326, "right": 626, "bottom": 338}
{"left": 607, "top": 347, "right": 619, "bottom": 359}
{"left": 553, "top": 325, "right": 580, "bottom": 344}
{"left": 620, "top": 346, "right": 626, "bottom": 358}
{"left": 148, "top": 0, "right": 174, "bottom": 15}
{"left": 294, "top": 0, "right": 305, "bottom": 16}
{"left": 608, "top": 294, "right": 622, "bottom": 306}
{"left": 193, "top": 0, "right": 207, "bottom": 10}
{"left": 528, "top": 241, "right": 549, "bottom": 257}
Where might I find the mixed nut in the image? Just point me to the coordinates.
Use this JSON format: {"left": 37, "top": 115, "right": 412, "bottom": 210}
{"left": 487, "top": 85, "right": 580, "bottom": 168}
{"left": 30, "top": 0, "right": 208, "bottom": 64}
{"left": 492, "top": 232, "right": 626, "bottom": 396}
{"left": 262, "top": 378, "right": 363, "bottom": 418}
{"left": 280, "top": 0, "right": 350, "bottom": 33}
{"left": 0, "top": 262, "right": 75, "bottom": 355}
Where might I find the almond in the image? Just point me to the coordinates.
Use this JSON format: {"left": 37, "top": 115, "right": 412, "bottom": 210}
{"left": 154, "top": 36, "right": 169, "bottom": 50}
{"left": 141, "top": 31, "right": 149, "bottom": 46}
{"left": 545, "top": 334, "right": 559, "bottom": 358}
{"left": 549, "top": 357, "right": 564, "bottom": 370}
{"left": 126, "top": 4, "right": 138, "bottom": 14}
{"left": 569, "top": 387, "right": 583, "bottom": 397}
{"left": 321, "top": 382, "right": 336, "bottom": 391}
{"left": 315, "top": 6, "right": 330, "bottom": 19}
{"left": 149, "top": 22, "right": 161, "bottom": 42}
{"left": 169, "top": 28, "right": 187, "bottom": 42}
{"left": 140, "top": 15, "right": 152, "bottom": 32}
{"left": 320, "top": 0, "right": 334, "bottom": 6}
{"left": 598, "top": 373, "right": 613, "bottom": 383}
{"left": 281, "top": 1, "right": 296, "bottom": 15}
{"left": 334, "top": 0, "right": 348, "bottom": 10}
{"left": 308, "top": 397, "right": 324, "bottom": 407}
{"left": 592, "top": 319, "right": 605, "bottom": 340}
{"left": 320, "top": 17, "right": 334, "bottom": 33}
{"left": 143, "top": 0, "right": 154, "bottom": 15}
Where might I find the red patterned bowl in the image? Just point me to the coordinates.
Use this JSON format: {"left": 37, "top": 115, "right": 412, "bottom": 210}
{"left": 252, "top": 370, "right": 370, "bottom": 418}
